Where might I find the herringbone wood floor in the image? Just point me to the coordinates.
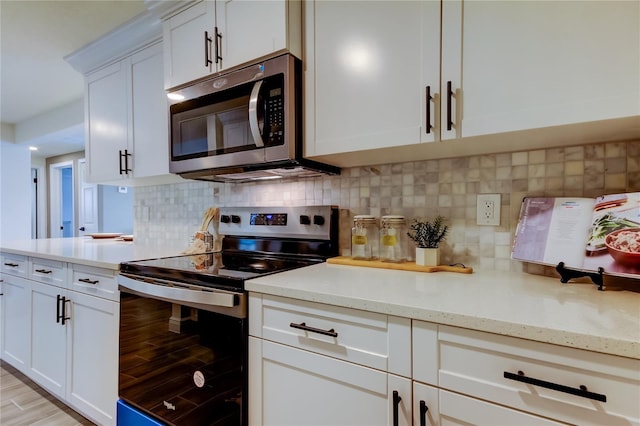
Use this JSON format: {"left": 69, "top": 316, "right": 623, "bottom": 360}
{"left": 0, "top": 360, "right": 95, "bottom": 425}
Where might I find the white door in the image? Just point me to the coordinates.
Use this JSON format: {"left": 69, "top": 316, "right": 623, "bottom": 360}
{"left": 1, "top": 274, "right": 31, "bottom": 375}
{"left": 77, "top": 159, "right": 98, "bottom": 236}
{"left": 49, "top": 160, "right": 74, "bottom": 238}
{"left": 30, "top": 281, "right": 67, "bottom": 399}
{"left": 249, "top": 337, "right": 411, "bottom": 426}
{"left": 67, "top": 291, "right": 119, "bottom": 425}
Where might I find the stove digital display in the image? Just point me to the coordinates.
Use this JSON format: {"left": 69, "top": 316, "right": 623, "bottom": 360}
{"left": 250, "top": 212, "right": 287, "bottom": 226}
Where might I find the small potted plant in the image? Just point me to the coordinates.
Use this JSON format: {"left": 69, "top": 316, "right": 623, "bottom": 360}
{"left": 407, "top": 215, "right": 448, "bottom": 266}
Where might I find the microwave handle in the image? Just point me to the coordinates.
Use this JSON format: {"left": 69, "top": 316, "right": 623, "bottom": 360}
{"left": 248, "top": 80, "right": 265, "bottom": 147}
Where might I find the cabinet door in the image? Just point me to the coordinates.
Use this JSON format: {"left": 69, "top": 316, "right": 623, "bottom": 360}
{"left": 216, "top": 0, "right": 288, "bottom": 71}
{"left": 30, "top": 281, "right": 67, "bottom": 399}
{"left": 85, "top": 60, "right": 128, "bottom": 183}
{"left": 130, "top": 43, "right": 170, "bottom": 179}
{"left": 249, "top": 337, "right": 411, "bottom": 426}
{"left": 67, "top": 291, "right": 119, "bottom": 426}
{"left": 305, "top": 1, "right": 438, "bottom": 157}
{"left": 1, "top": 274, "right": 31, "bottom": 375}
{"left": 163, "top": 0, "right": 216, "bottom": 89}
{"left": 441, "top": 0, "right": 640, "bottom": 140}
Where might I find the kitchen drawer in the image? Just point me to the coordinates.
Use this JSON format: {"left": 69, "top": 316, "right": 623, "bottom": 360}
{"left": 439, "top": 325, "right": 640, "bottom": 426}
{"left": 439, "top": 389, "right": 566, "bottom": 425}
{"left": 30, "top": 257, "right": 66, "bottom": 288}
{"left": 1, "top": 253, "right": 28, "bottom": 277}
{"left": 70, "top": 264, "right": 118, "bottom": 301}
{"left": 249, "top": 294, "right": 411, "bottom": 376}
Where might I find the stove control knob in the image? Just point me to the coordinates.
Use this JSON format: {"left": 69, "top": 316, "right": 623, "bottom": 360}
{"left": 220, "top": 215, "right": 231, "bottom": 223}
{"left": 299, "top": 215, "right": 311, "bottom": 225}
{"left": 231, "top": 215, "right": 241, "bottom": 224}
{"left": 313, "top": 215, "right": 325, "bottom": 226}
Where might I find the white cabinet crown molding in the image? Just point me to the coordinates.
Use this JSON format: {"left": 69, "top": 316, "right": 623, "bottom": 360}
{"left": 64, "top": 0, "right": 187, "bottom": 75}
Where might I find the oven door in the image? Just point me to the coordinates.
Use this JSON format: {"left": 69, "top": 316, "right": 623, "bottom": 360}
{"left": 118, "top": 275, "right": 247, "bottom": 426}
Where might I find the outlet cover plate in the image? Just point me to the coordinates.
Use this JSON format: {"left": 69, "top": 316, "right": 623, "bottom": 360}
{"left": 477, "top": 194, "right": 501, "bottom": 226}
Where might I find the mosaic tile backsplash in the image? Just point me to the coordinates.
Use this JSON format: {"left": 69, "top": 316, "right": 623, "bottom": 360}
{"left": 134, "top": 140, "right": 640, "bottom": 274}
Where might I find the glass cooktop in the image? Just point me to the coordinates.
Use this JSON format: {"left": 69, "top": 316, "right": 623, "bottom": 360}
{"left": 120, "top": 251, "right": 322, "bottom": 290}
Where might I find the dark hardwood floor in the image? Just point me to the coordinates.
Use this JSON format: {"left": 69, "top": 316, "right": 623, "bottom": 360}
{"left": 0, "top": 360, "right": 95, "bottom": 426}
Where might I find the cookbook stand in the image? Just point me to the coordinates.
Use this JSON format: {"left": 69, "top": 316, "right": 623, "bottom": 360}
{"left": 556, "top": 262, "right": 605, "bottom": 291}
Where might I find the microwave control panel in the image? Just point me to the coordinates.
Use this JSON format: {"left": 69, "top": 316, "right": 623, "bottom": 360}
{"left": 265, "top": 86, "right": 284, "bottom": 145}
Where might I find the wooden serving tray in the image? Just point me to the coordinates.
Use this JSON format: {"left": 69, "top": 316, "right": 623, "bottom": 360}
{"left": 326, "top": 256, "right": 473, "bottom": 274}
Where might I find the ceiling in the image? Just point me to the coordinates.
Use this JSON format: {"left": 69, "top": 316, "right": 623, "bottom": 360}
{"left": 0, "top": 0, "right": 148, "bottom": 158}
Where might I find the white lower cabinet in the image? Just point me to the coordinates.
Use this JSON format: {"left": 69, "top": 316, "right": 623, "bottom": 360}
{"left": 411, "top": 320, "right": 640, "bottom": 426}
{"left": 248, "top": 293, "right": 411, "bottom": 425}
{"left": 0, "top": 253, "right": 119, "bottom": 426}
{"left": 30, "top": 281, "right": 68, "bottom": 399}
{"left": 249, "top": 296, "right": 639, "bottom": 426}
{"left": 0, "top": 273, "right": 31, "bottom": 375}
{"left": 67, "top": 291, "right": 119, "bottom": 425}
{"left": 249, "top": 338, "right": 411, "bottom": 426}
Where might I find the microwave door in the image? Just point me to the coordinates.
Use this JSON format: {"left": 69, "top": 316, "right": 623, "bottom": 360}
{"left": 249, "top": 80, "right": 265, "bottom": 147}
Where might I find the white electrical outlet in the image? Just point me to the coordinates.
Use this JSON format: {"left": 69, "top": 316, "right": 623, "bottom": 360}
{"left": 477, "top": 194, "right": 501, "bottom": 226}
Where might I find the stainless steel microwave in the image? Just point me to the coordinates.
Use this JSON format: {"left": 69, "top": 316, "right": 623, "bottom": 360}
{"left": 167, "top": 54, "right": 339, "bottom": 182}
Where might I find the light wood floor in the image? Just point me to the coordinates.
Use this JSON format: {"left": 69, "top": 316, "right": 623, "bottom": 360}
{"left": 0, "top": 360, "right": 95, "bottom": 426}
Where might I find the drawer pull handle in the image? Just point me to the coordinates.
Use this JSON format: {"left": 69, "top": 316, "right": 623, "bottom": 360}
{"left": 504, "top": 370, "right": 606, "bottom": 402}
{"left": 78, "top": 278, "right": 99, "bottom": 285}
{"left": 4, "top": 262, "right": 19, "bottom": 267}
{"left": 35, "top": 269, "right": 53, "bottom": 274}
{"left": 289, "top": 322, "right": 338, "bottom": 338}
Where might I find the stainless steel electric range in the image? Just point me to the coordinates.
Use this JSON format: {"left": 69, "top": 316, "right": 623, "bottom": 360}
{"left": 116, "top": 206, "right": 338, "bottom": 426}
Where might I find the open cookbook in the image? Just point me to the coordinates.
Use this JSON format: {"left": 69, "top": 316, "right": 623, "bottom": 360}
{"left": 512, "top": 193, "right": 640, "bottom": 278}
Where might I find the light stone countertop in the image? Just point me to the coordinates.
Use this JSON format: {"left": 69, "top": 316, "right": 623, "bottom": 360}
{"left": 246, "top": 263, "right": 640, "bottom": 360}
{"left": 1, "top": 237, "right": 184, "bottom": 270}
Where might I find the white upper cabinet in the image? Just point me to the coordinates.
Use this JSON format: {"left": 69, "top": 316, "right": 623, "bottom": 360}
{"left": 129, "top": 45, "right": 170, "bottom": 179}
{"left": 305, "top": 0, "right": 640, "bottom": 165}
{"left": 85, "top": 42, "right": 175, "bottom": 185}
{"left": 163, "top": 0, "right": 301, "bottom": 90}
{"left": 85, "top": 60, "right": 128, "bottom": 183}
{"left": 163, "top": 1, "right": 217, "bottom": 88}
{"left": 441, "top": 0, "right": 639, "bottom": 140}
{"left": 305, "top": 0, "right": 441, "bottom": 157}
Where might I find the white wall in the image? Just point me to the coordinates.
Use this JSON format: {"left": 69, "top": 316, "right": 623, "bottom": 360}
{"left": 0, "top": 140, "right": 32, "bottom": 242}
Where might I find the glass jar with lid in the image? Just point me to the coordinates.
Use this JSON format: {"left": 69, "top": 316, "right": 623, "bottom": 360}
{"left": 351, "top": 215, "right": 378, "bottom": 260}
{"left": 379, "top": 215, "right": 407, "bottom": 262}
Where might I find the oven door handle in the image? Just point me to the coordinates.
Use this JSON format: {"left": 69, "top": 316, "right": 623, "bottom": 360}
{"left": 118, "top": 274, "right": 238, "bottom": 308}
{"left": 248, "top": 79, "right": 265, "bottom": 148}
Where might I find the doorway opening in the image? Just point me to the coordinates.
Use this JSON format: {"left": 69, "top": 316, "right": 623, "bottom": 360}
{"left": 49, "top": 161, "right": 74, "bottom": 238}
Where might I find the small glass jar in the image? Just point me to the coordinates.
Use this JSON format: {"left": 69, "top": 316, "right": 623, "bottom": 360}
{"left": 351, "top": 215, "right": 378, "bottom": 260}
{"left": 379, "top": 215, "right": 407, "bottom": 263}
